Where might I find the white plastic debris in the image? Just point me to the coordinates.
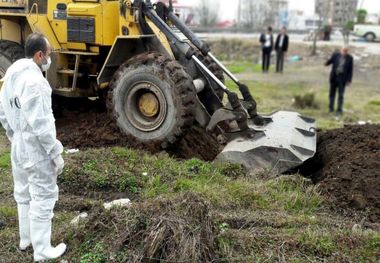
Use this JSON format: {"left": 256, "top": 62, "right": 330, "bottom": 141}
{"left": 142, "top": 172, "right": 148, "bottom": 176}
{"left": 352, "top": 224, "right": 362, "bottom": 234}
{"left": 103, "top": 198, "right": 132, "bottom": 210}
{"left": 70, "top": 212, "right": 88, "bottom": 225}
{"left": 65, "top": 149, "right": 79, "bottom": 154}
{"left": 358, "top": 121, "right": 366, "bottom": 125}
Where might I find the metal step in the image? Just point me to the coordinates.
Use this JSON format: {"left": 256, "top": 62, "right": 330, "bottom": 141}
{"left": 57, "top": 50, "right": 98, "bottom": 56}
{"left": 57, "top": 69, "right": 83, "bottom": 77}
{"left": 53, "top": 87, "right": 97, "bottom": 98}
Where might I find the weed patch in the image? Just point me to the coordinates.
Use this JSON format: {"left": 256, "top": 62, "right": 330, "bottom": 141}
{"left": 60, "top": 193, "right": 218, "bottom": 262}
{"left": 0, "top": 205, "right": 16, "bottom": 218}
{"left": 0, "top": 151, "right": 10, "bottom": 168}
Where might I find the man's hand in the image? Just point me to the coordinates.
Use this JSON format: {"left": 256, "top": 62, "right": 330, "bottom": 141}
{"left": 53, "top": 155, "right": 64, "bottom": 175}
{"left": 347, "top": 81, "right": 351, "bottom": 86}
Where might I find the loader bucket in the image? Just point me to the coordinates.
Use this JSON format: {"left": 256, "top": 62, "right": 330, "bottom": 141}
{"left": 216, "top": 111, "right": 317, "bottom": 173}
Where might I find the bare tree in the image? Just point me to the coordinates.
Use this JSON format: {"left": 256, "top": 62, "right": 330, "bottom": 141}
{"left": 336, "top": 1, "right": 357, "bottom": 45}
{"left": 196, "top": 0, "right": 220, "bottom": 27}
{"left": 311, "top": 1, "right": 330, "bottom": 56}
{"left": 311, "top": 15, "right": 323, "bottom": 56}
{"left": 314, "top": 0, "right": 357, "bottom": 46}
{"left": 239, "top": 0, "right": 270, "bottom": 29}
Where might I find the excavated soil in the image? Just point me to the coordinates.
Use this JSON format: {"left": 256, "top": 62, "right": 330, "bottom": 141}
{"left": 55, "top": 98, "right": 220, "bottom": 162}
{"left": 300, "top": 124, "right": 380, "bottom": 222}
{"left": 55, "top": 99, "right": 380, "bottom": 221}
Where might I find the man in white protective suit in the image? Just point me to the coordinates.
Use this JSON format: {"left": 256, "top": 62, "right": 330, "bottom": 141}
{"left": 0, "top": 32, "right": 66, "bottom": 261}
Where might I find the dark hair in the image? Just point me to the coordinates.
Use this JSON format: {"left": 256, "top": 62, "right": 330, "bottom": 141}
{"left": 268, "top": 27, "right": 272, "bottom": 32}
{"left": 25, "top": 33, "right": 48, "bottom": 58}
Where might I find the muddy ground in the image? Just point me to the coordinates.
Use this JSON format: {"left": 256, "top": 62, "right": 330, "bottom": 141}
{"left": 300, "top": 124, "right": 380, "bottom": 222}
{"left": 55, "top": 98, "right": 380, "bottom": 222}
{"left": 55, "top": 98, "right": 220, "bottom": 162}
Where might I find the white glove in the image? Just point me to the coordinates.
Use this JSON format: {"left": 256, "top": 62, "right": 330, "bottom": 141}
{"left": 52, "top": 155, "right": 65, "bottom": 175}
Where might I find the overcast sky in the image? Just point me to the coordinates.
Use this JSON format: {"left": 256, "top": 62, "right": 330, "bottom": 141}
{"left": 176, "top": 0, "right": 380, "bottom": 20}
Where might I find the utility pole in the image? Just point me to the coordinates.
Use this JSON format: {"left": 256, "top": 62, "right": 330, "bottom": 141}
{"left": 359, "top": 0, "right": 365, "bottom": 9}
{"left": 237, "top": 0, "right": 242, "bottom": 26}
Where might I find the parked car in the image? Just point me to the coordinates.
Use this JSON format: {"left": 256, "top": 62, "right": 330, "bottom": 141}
{"left": 353, "top": 24, "right": 380, "bottom": 42}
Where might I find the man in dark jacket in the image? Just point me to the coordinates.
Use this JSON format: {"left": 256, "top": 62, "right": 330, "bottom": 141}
{"left": 275, "top": 26, "right": 289, "bottom": 73}
{"left": 325, "top": 47, "right": 353, "bottom": 115}
{"left": 259, "top": 27, "right": 274, "bottom": 73}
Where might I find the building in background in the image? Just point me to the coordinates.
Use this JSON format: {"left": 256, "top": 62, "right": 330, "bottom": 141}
{"left": 288, "top": 10, "right": 322, "bottom": 31}
{"left": 315, "top": 0, "right": 358, "bottom": 26}
{"left": 269, "top": 0, "right": 289, "bottom": 28}
{"left": 238, "top": 0, "right": 288, "bottom": 29}
{"left": 158, "top": 0, "right": 196, "bottom": 25}
{"left": 365, "top": 12, "right": 380, "bottom": 24}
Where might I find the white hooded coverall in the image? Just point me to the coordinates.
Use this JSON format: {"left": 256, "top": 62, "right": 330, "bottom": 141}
{"left": 0, "top": 58, "right": 64, "bottom": 259}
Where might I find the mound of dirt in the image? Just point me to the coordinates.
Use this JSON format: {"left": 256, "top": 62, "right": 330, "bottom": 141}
{"left": 55, "top": 99, "right": 220, "bottom": 161}
{"left": 300, "top": 124, "right": 380, "bottom": 222}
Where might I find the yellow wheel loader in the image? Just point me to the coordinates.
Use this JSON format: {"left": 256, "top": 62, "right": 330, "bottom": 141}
{"left": 0, "top": 0, "right": 317, "bottom": 173}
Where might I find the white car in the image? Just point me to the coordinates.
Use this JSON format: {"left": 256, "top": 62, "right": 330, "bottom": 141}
{"left": 353, "top": 24, "right": 380, "bottom": 42}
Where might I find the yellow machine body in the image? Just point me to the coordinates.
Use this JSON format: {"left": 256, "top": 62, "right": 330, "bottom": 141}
{"left": 0, "top": 0, "right": 172, "bottom": 97}
{"left": 0, "top": 1, "right": 318, "bottom": 174}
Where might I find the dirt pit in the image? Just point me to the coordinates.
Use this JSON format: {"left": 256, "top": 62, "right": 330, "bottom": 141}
{"left": 55, "top": 99, "right": 380, "bottom": 221}
{"left": 55, "top": 98, "right": 220, "bottom": 162}
{"left": 300, "top": 124, "right": 380, "bottom": 222}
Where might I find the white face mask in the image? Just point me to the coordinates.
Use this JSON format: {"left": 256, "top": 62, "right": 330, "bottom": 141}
{"left": 41, "top": 56, "right": 51, "bottom": 72}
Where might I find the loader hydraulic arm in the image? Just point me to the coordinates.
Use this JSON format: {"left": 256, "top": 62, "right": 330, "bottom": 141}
{"left": 138, "top": 0, "right": 263, "bottom": 125}
{"left": 126, "top": 1, "right": 317, "bottom": 174}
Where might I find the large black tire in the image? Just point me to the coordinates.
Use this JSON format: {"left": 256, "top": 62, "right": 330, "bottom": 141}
{"left": 0, "top": 40, "right": 24, "bottom": 78}
{"left": 107, "top": 52, "right": 196, "bottom": 148}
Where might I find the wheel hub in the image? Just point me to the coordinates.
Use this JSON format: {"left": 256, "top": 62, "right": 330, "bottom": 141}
{"left": 138, "top": 93, "right": 159, "bottom": 117}
{"left": 125, "top": 82, "right": 167, "bottom": 132}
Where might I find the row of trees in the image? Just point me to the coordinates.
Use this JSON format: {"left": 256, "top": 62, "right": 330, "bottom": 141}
{"left": 195, "top": 0, "right": 284, "bottom": 29}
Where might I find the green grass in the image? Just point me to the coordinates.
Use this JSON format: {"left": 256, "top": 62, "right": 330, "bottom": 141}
{"left": 0, "top": 205, "right": 17, "bottom": 218}
{"left": 0, "top": 151, "right": 11, "bottom": 168}
{"left": 0, "top": 141, "right": 379, "bottom": 262}
{"left": 298, "top": 229, "right": 336, "bottom": 256}
{"left": 224, "top": 77, "right": 380, "bottom": 130}
{"left": 68, "top": 150, "right": 320, "bottom": 212}
{"left": 226, "top": 61, "right": 262, "bottom": 74}
{"left": 0, "top": 54, "right": 380, "bottom": 262}
{"left": 367, "top": 100, "right": 380, "bottom": 107}
{"left": 59, "top": 147, "right": 324, "bottom": 215}
{"left": 80, "top": 242, "right": 108, "bottom": 263}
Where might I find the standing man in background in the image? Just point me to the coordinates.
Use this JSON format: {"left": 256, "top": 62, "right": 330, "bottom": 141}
{"left": 259, "top": 27, "right": 274, "bottom": 73}
{"left": 325, "top": 46, "right": 354, "bottom": 115}
{"left": 275, "top": 26, "right": 289, "bottom": 73}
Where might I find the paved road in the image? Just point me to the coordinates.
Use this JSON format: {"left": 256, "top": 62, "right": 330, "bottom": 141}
{"left": 198, "top": 32, "right": 380, "bottom": 54}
